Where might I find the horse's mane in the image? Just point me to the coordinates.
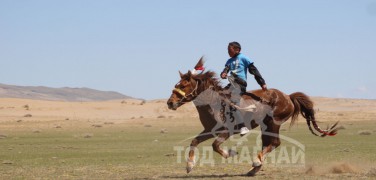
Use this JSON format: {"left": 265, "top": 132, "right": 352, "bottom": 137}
{"left": 193, "top": 71, "right": 223, "bottom": 92}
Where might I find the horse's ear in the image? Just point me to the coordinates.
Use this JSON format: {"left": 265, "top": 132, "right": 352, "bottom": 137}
{"left": 179, "top": 71, "right": 184, "bottom": 78}
{"left": 194, "top": 56, "right": 205, "bottom": 69}
{"left": 187, "top": 70, "right": 192, "bottom": 77}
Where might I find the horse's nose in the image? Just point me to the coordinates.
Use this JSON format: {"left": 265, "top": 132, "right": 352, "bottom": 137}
{"left": 167, "top": 101, "right": 173, "bottom": 109}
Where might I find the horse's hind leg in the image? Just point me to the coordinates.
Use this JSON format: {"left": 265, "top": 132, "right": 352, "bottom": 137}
{"left": 212, "top": 120, "right": 259, "bottom": 159}
{"left": 212, "top": 132, "right": 236, "bottom": 158}
{"left": 248, "top": 116, "right": 281, "bottom": 176}
{"left": 187, "top": 131, "right": 214, "bottom": 173}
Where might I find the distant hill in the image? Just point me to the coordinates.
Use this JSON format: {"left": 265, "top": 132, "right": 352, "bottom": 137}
{"left": 0, "top": 83, "right": 133, "bottom": 101}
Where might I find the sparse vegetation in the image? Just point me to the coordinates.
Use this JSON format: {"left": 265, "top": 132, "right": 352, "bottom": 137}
{"left": 0, "top": 118, "right": 375, "bottom": 179}
{"left": 0, "top": 134, "right": 8, "bottom": 139}
{"left": 0, "top": 97, "right": 375, "bottom": 179}
{"left": 83, "top": 133, "right": 93, "bottom": 138}
{"left": 358, "top": 130, "right": 372, "bottom": 135}
{"left": 24, "top": 114, "right": 32, "bottom": 117}
{"left": 2, "top": 160, "right": 13, "bottom": 165}
{"left": 92, "top": 124, "right": 102, "bottom": 128}
{"left": 23, "top": 104, "right": 30, "bottom": 110}
{"left": 32, "top": 129, "right": 41, "bottom": 133}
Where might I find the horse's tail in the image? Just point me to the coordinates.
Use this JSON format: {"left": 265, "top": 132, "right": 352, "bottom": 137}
{"left": 289, "top": 92, "right": 339, "bottom": 137}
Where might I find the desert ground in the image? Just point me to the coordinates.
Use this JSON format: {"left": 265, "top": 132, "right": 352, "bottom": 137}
{"left": 0, "top": 97, "right": 376, "bottom": 179}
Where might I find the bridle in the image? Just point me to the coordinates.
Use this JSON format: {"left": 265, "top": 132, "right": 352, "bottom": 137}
{"left": 172, "top": 79, "right": 200, "bottom": 104}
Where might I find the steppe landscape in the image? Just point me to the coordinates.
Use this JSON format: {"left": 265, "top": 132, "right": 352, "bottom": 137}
{"left": 0, "top": 94, "right": 375, "bottom": 179}
{"left": 2, "top": 0, "right": 375, "bottom": 179}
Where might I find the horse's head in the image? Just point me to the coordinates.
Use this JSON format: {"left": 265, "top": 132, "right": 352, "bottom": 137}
{"left": 167, "top": 57, "right": 217, "bottom": 110}
{"left": 167, "top": 70, "right": 198, "bottom": 110}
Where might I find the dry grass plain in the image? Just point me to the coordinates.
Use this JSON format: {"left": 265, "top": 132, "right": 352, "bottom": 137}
{"left": 0, "top": 97, "right": 375, "bottom": 179}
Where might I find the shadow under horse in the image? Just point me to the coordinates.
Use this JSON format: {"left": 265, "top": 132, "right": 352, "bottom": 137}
{"left": 167, "top": 57, "right": 339, "bottom": 176}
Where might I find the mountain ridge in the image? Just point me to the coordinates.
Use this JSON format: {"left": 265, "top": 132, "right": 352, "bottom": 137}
{"left": 0, "top": 83, "right": 133, "bottom": 102}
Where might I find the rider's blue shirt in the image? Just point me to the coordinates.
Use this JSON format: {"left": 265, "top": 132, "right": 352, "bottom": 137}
{"left": 225, "top": 53, "right": 253, "bottom": 81}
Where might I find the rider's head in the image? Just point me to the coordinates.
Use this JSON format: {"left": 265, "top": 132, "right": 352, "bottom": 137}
{"left": 228, "top": 41, "right": 241, "bottom": 58}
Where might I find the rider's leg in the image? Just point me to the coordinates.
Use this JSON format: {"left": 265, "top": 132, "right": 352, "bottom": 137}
{"left": 230, "top": 81, "right": 250, "bottom": 136}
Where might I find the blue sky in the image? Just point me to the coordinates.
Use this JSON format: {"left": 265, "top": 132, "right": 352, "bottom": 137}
{"left": 1, "top": 0, "right": 375, "bottom": 100}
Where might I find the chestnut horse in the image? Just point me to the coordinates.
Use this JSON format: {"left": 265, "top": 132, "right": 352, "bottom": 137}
{"left": 167, "top": 58, "right": 339, "bottom": 176}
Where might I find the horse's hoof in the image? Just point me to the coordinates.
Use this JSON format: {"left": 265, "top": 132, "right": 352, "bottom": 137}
{"left": 186, "top": 161, "right": 195, "bottom": 173}
{"left": 247, "top": 166, "right": 262, "bottom": 176}
{"left": 252, "top": 161, "right": 262, "bottom": 167}
{"left": 186, "top": 166, "right": 193, "bottom": 173}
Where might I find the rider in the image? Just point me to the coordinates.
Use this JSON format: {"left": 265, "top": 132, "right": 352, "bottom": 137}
{"left": 220, "top": 41, "right": 268, "bottom": 136}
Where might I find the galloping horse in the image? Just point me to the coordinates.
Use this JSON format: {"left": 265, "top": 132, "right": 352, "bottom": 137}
{"left": 167, "top": 58, "right": 339, "bottom": 176}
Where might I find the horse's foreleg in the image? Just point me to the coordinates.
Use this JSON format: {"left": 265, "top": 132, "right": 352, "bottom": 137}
{"left": 212, "top": 132, "right": 236, "bottom": 158}
{"left": 187, "top": 131, "right": 214, "bottom": 173}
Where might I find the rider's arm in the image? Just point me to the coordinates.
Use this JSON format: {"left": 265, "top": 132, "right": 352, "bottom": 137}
{"left": 248, "top": 63, "right": 266, "bottom": 86}
{"left": 221, "top": 65, "right": 230, "bottom": 79}
{"left": 222, "top": 65, "right": 230, "bottom": 74}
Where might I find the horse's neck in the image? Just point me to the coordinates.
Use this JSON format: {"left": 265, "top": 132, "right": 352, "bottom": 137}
{"left": 193, "top": 88, "right": 223, "bottom": 107}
